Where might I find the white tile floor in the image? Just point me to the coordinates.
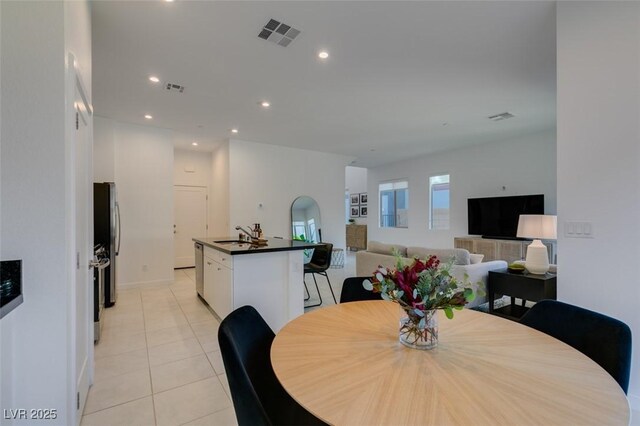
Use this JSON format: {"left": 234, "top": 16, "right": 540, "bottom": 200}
{"left": 82, "top": 251, "right": 357, "bottom": 426}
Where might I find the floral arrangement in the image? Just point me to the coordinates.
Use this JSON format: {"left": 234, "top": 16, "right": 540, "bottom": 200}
{"left": 364, "top": 253, "right": 483, "bottom": 348}
{"left": 364, "top": 254, "right": 480, "bottom": 318}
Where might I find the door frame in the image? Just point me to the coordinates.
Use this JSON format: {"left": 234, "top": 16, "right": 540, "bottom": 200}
{"left": 65, "top": 52, "right": 93, "bottom": 426}
{"left": 174, "top": 185, "right": 209, "bottom": 269}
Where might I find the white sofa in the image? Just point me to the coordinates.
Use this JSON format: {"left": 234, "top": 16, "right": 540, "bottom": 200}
{"left": 355, "top": 241, "right": 507, "bottom": 308}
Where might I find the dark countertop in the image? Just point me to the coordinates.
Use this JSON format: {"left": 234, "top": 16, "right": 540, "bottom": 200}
{"left": 192, "top": 237, "right": 318, "bottom": 255}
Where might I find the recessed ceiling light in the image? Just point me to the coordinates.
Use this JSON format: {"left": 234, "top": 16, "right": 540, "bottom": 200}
{"left": 149, "top": 76, "right": 160, "bottom": 83}
{"left": 165, "top": 0, "right": 174, "bottom": 2}
{"left": 144, "top": 114, "right": 153, "bottom": 119}
{"left": 261, "top": 101, "right": 270, "bottom": 108}
{"left": 231, "top": 128, "right": 239, "bottom": 134}
{"left": 318, "top": 51, "right": 329, "bottom": 59}
{"left": 192, "top": 142, "right": 198, "bottom": 146}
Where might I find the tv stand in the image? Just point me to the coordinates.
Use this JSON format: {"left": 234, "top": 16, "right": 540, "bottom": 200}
{"left": 454, "top": 236, "right": 555, "bottom": 264}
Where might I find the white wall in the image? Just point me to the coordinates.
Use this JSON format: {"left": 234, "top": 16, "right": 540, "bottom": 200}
{"left": 209, "top": 141, "right": 230, "bottom": 237}
{"left": 1, "top": 1, "right": 91, "bottom": 423}
{"left": 367, "top": 130, "right": 557, "bottom": 248}
{"left": 94, "top": 117, "right": 175, "bottom": 287}
{"left": 228, "top": 139, "right": 351, "bottom": 248}
{"left": 557, "top": 2, "right": 640, "bottom": 406}
{"left": 93, "top": 117, "right": 114, "bottom": 182}
{"left": 174, "top": 148, "right": 211, "bottom": 188}
{"left": 346, "top": 166, "right": 368, "bottom": 225}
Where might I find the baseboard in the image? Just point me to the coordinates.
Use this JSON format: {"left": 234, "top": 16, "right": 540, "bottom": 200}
{"left": 117, "top": 278, "right": 174, "bottom": 290}
{"left": 629, "top": 392, "right": 640, "bottom": 412}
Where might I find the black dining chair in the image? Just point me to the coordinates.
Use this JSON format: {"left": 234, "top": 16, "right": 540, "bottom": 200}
{"left": 218, "top": 305, "right": 326, "bottom": 426}
{"left": 304, "top": 243, "right": 336, "bottom": 308}
{"left": 519, "top": 299, "right": 632, "bottom": 394}
{"left": 340, "top": 276, "right": 384, "bottom": 304}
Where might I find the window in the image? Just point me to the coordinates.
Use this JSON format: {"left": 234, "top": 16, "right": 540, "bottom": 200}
{"left": 379, "top": 180, "right": 409, "bottom": 228}
{"left": 292, "top": 221, "right": 306, "bottom": 239}
{"left": 307, "top": 219, "right": 317, "bottom": 242}
{"left": 429, "top": 174, "right": 450, "bottom": 230}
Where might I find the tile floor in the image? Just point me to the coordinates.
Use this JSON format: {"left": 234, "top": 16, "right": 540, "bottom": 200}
{"left": 81, "top": 251, "right": 357, "bottom": 426}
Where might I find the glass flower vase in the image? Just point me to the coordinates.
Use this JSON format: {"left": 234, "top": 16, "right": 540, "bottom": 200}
{"left": 399, "top": 306, "right": 438, "bottom": 350}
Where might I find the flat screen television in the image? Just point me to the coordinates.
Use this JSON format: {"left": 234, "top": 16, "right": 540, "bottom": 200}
{"left": 468, "top": 195, "right": 544, "bottom": 239}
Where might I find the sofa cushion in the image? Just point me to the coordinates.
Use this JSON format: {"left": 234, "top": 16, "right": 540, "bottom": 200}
{"left": 469, "top": 253, "right": 484, "bottom": 264}
{"left": 406, "top": 247, "right": 471, "bottom": 265}
{"left": 367, "top": 241, "right": 407, "bottom": 257}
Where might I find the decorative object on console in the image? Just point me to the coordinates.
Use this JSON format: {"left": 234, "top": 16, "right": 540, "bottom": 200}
{"left": 363, "top": 254, "right": 482, "bottom": 350}
{"left": 469, "top": 253, "right": 484, "bottom": 264}
{"left": 516, "top": 215, "right": 557, "bottom": 275}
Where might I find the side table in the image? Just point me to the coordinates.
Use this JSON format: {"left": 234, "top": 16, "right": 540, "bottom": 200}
{"left": 488, "top": 269, "right": 557, "bottom": 321}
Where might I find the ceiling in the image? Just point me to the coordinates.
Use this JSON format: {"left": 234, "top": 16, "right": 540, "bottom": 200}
{"left": 92, "top": 1, "right": 556, "bottom": 167}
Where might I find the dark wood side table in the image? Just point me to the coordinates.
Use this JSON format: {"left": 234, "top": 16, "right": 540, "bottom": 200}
{"left": 488, "top": 269, "right": 557, "bottom": 321}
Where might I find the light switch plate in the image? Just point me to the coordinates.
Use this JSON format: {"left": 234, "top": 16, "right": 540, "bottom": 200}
{"left": 564, "top": 221, "right": 594, "bottom": 238}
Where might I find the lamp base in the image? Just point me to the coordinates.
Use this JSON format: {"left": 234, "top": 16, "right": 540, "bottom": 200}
{"left": 525, "top": 239, "right": 549, "bottom": 275}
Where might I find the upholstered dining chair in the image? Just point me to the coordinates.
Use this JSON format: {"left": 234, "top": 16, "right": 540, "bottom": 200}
{"left": 519, "top": 299, "right": 632, "bottom": 394}
{"left": 218, "top": 305, "right": 326, "bottom": 426}
{"left": 339, "top": 276, "right": 384, "bottom": 304}
{"left": 304, "top": 243, "right": 336, "bottom": 308}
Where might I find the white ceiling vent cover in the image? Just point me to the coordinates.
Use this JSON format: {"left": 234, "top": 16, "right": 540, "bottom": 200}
{"left": 258, "top": 18, "right": 300, "bottom": 47}
{"left": 488, "top": 112, "right": 515, "bottom": 121}
{"left": 165, "top": 83, "right": 185, "bottom": 93}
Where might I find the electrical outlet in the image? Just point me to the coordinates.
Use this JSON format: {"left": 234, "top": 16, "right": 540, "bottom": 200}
{"left": 564, "top": 221, "right": 594, "bottom": 238}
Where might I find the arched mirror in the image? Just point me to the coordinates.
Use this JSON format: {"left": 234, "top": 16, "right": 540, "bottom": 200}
{"left": 291, "top": 196, "right": 322, "bottom": 243}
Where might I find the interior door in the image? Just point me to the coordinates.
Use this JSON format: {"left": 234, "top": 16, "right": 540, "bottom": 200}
{"left": 174, "top": 186, "right": 208, "bottom": 268}
{"left": 72, "top": 56, "right": 93, "bottom": 424}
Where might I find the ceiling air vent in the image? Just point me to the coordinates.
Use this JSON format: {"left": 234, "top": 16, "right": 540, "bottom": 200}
{"left": 165, "top": 83, "right": 185, "bottom": 93}
{"left": 488, "top": 112, "right": 515, "bottom": 122}
{"left": 258, "top": 18, "right": 300, "bottom": 47}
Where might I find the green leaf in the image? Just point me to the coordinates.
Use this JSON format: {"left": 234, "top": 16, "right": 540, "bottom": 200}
{"left": 444, "top": 307, "right": 454, "bottom": 319}
{"left": 464, "top": 287, "right": 476, "bottom": 302}
{"left": 362, "top": 280, "right": 373, "bottom": 291}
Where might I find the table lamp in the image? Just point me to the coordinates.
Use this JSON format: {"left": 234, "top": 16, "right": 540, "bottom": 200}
{"left": 516, "top": 214, "right": 557, "bottom": 274}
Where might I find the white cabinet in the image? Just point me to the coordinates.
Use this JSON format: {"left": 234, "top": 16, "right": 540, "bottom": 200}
{"left": 199, "top": 244, "right": 305, "bottom": 332}
{"left": 203, "top": 252, "right": 233, "bottom": 320}
{"left": 454, "top": 237, "right": 556, "bottom": 264}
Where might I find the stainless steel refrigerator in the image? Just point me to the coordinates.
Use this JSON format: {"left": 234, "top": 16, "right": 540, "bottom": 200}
{"left": 94, "top": 182, "right": 120, "bottom": 307}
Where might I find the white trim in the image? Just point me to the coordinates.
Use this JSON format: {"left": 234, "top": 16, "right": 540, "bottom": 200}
{"left": 117, "top": 279, "right": 175, "bottom": 290}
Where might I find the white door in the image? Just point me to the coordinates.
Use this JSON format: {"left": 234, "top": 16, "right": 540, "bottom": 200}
{"left": 71, "top": 55, "right": 93, "bottom": 424}
{"left": 174, "top": 186, "right": 208, "bottom": 268}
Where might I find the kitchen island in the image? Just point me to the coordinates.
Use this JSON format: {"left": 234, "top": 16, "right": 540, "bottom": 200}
{"left": 192, "top": 237, "right": 316, "bottom": 332}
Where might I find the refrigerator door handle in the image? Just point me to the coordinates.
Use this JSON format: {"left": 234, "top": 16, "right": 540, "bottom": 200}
{"left": 115, "top": 201, "right": 121, "bottom": 256}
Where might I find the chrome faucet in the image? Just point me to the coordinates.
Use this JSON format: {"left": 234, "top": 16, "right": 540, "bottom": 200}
{"left": 235, "top": 225, "right": 255, "bottom": 241}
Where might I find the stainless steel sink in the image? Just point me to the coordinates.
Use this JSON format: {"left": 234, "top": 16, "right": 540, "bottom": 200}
{"left": 213, "top": 240, "right": 248, "bottom": 246}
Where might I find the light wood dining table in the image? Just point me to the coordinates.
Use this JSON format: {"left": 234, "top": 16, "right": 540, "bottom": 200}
{"left": 271, "top": 300, "right": 630, "bottom": 426}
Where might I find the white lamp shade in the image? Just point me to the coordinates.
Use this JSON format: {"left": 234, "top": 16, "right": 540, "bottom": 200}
{"left": 516, "top": 215, "right": 557, "bottom": 240}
